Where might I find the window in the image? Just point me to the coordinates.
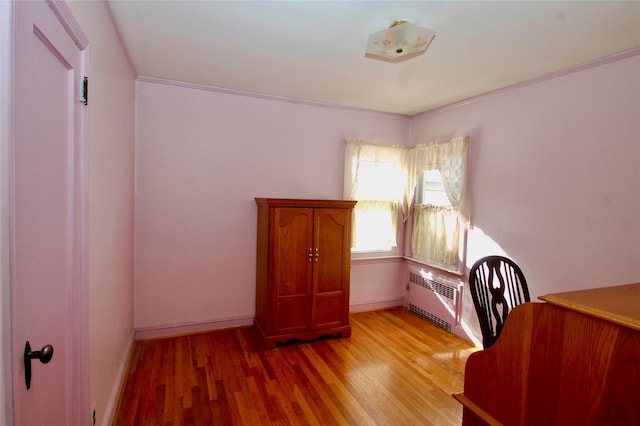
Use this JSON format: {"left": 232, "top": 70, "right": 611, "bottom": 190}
{"left": 408, "top": 137, "right": 469, "bottom": 273}
{"left": 344, "top": 140, "right": 406, "bottom": 256}
{"left": 344, "top": 137, "right": 468, "bottom": 270}
{"left": 416, "top": 169, "right": 451, "bottom": 207}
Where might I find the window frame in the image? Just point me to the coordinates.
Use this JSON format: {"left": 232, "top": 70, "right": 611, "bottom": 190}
{"left": 415, "top": 169, "right": 451, "bottom": 208}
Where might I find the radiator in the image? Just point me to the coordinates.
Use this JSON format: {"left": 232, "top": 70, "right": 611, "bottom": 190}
{"left": 406, "top": 267, "right": 462, "bottom": 333}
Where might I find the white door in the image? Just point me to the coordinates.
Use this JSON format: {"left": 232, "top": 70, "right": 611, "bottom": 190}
{"left": 11, "top": 1, "right": 88, "bottom": 424}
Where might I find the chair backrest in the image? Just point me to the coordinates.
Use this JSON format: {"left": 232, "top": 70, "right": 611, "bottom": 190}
{"left": 469, "top": 255, "right": 530, "bottom": 349}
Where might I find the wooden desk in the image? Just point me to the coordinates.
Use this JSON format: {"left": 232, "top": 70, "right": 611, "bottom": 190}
{"left": 454, "top": 283, "right": 640, "bottom": 425}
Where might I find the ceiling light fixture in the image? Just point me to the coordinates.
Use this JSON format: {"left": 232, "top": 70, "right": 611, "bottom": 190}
{"left": 365, "top": 20, "right": 436, "bottom": 63}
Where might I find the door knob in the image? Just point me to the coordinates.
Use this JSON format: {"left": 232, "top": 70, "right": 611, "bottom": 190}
{"left": 24, "top": 341, "right": 54, "bottom": 390}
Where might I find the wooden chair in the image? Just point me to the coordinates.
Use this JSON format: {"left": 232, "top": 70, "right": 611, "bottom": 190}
{"left": 469, "top": 255, "right": 530, "bottom": 349}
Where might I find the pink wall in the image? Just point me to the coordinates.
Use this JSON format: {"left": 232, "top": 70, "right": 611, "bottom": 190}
{"left": 412, "top": 53, "right": 640, "bottom": 337}
{"left": 66, "top": 2, "right": 136, "bottom": 425}
{"left": 134, "top": 53, "right": 640, "bottom": 345}
{"left": 134, "top": 80, "right": 410, "bottom": 333}
{"left": 350, "top": 258, "right": 406, "bottom": 311}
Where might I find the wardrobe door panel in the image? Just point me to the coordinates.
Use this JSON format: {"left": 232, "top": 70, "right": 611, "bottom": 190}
{"left": 315, "top": 208, "right": 351, "bottom": 294}
{"left": 272, "top": 207, "right": 313, "bottom": 333}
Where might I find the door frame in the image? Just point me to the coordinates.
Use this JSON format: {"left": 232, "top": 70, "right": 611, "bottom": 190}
{"left": 4, "top": 0, "right": 90, "bottom": 423}
{"left": 1, "top": 2, "right": 14, "bottom": 424}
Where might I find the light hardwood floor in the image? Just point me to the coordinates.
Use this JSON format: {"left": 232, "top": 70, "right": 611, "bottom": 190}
{"left": 114, "top": 308, "right": 477, "bottom": 425}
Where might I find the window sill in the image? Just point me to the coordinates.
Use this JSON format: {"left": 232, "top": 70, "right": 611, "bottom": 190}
{"left": 403, "top": 256, "right": 465, "bottom": 276}
{"left": 351, "top": 255, "right": 403, "bottom": 265}
{"left": 348, "top": 254, "right": 465, "bottom": 275}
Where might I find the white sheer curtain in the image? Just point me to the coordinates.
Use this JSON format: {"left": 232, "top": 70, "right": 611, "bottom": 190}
{"left": 344, "top": 140, "right": 407, "bottom": 252}
{"left": 412, "top": 206, "right": 462, "bottom": 267}
{"left": 408, "top": 136, "right": 469, "bottom": 270}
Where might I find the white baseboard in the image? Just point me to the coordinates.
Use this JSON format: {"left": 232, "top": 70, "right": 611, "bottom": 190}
{"left": 453, "top": 324, "right": 482, "bottom": 348}
{"left": 134, "top": 301, "right": 407, "bottom": 341}
{"left": 349, "top": 298, "right": 404, "bottom": 313}
{"left": 102, "top": 330, "right": 135, "bottom": 426}
{"left": 135, "top": 315, "right": 255, "bottom": 340}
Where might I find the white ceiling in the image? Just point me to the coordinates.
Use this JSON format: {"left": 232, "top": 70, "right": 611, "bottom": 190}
{"left": 107, "top": 1, "right": 640, "bottom": 116}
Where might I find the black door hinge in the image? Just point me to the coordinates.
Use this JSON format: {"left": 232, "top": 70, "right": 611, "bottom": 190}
{"left": 81, "top": 76, "right": 88, "bottom": 106}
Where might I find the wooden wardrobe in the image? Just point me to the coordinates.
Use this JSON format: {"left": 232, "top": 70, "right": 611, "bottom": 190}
{"left": 254, "top": 198, "right": 356, "bottom": 348}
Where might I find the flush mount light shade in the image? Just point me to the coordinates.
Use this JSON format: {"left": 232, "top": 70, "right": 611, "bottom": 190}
{"left": 365, "top": 20, "right": 436, "bottom": 63}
